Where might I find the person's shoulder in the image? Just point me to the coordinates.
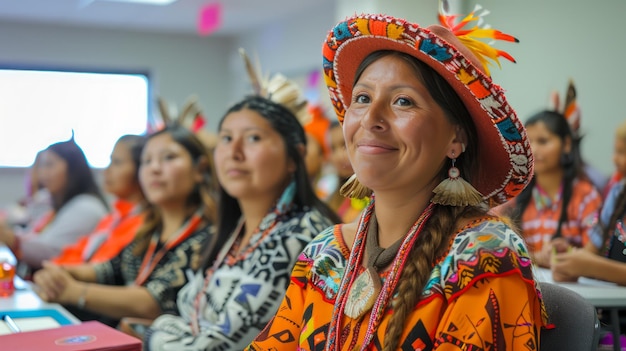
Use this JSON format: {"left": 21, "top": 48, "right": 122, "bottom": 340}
{"left": 573, "top": 177, "right": 602, "bottom": 196}
{"left": 438, "top": 216, "right": 534, "bottom": 287}
{"left": 609, "top": 178, "right": 626, "bottom": 196}
{"left": 450, "top": 216, "right": 529, "bottom": 257}
{"left": 61, "top": 194, "right": 107, "bottom": 213}
{"left": 275, "top": 206, "right": 335, "bottom": 237}
{"left": 301, "top": 224, "right": 343, "bottom": 260}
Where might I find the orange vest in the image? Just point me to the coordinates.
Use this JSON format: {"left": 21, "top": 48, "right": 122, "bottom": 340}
{"left": 52, "top": 200, "right": 144, "bottom": 265}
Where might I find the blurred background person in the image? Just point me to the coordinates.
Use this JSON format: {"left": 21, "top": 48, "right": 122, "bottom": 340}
{"left": 603, "top": 120, "right": 626, "bottom": 199}
{"left": 51, "top": 134, "right": 147, "bottom": 265}
{"left": 144, "top": 86, "right": 339, "bottom": 348}
{"left": 500, "top": 110, "right": 602, "bottom": 267}
{"left": 324, "top": 120, "right": 366, "bottom": 223}
{"left": 33, "top": 124, "right": 217, "bottom": 327}
{"left": 552, "top": 177, "right": 626, "bottom": 284}
{"left": 303, "top": 103, "right": 331, "bottom": 190}
{"left": 549, "top": 80, "right": 608, "bottom": 193}
{"left": 0, "top": 135, "right": 108, "bottom": 277}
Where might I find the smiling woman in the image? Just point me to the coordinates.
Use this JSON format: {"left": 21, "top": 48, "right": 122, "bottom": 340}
{"left": 246, "top": 8, "right": 548, "bottom": 351}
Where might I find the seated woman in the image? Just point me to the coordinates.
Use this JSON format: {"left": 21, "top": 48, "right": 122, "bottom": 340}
{"left": 602, "top": 120, "right": 626, "bottom": 199}
{"left": 52, "top": 134, "right": 147, "bottom": 265}
{"left": 500, "top": 110, "right": 603, "bottom": 267}
{"left": 33, "top": 124, "right": 217, "bottom": 326}
{"left": 0, "top": 136, "right": 109, "bottom": 275}
{"left": 143, "top": 94, "right": 340, "bottom": 350}
{"left": 247, "top": 9, "right": 546, "bottom": 350}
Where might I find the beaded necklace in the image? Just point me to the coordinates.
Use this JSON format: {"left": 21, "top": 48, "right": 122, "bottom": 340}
{"left": 326, "top": 198, "right": 435, "bottom": 351}
{"left": 189, "top": 181, "right": 296, "bottom": 336}
{"left": 343, "top": 211, "right": 403, "bottom": 319}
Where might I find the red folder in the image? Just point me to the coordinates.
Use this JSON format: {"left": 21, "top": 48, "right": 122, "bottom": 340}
{"left": 0, "top": 320, "right": 141, "bottom": 350}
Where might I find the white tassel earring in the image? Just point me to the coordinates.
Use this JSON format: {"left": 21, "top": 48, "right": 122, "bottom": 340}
{"left": 432, "top": 148, "right": 483, "bottom": 206}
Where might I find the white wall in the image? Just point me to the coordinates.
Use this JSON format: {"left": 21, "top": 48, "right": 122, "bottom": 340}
{"left": 230, "top": 6, "right": 337, "bottom": 106}
{"left": 1, "top": 0, "right": 625, "bottom": 205}
{"left": 0, "top": 20, "right": 233, "bottom": 205}
{"left": 468, "top": 0, "right": 625, "bottom": 178}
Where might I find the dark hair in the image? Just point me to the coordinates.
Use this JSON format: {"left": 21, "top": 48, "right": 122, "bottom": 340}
{"left": 353, "top": 51, "right": 485, "bottom": 351}
{"left": 601, "top": 184, "right": 626, "bottom": 251}
{"left": 201, "top": 95, "right": 340, "bottom": 267}
{"left": 45, "top": 137, "right": 108, "bottom": 211}
{"left": 133, "top": 124, "right": 218, "bottom": 256}
{"left": 511, "top": 110, "right": 585, "bottom": 239}
{"left": 115, "top": 134, "right": 147, "bottom": 180}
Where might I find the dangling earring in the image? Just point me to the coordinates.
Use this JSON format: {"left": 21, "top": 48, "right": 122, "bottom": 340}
{"left": 432, "top": 149, "right": 483, "bottom": 206}
{"left": 340, "top": 174, "right": 372, "bottom": 199}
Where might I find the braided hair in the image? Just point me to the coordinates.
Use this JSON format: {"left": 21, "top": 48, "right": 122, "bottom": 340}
{"left": 354, "top": 51, "right": 486, "bottom": 351}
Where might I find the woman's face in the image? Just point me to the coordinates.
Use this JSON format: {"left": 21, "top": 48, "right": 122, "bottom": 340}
{"left": 328, "top": 124, "right": 353, "bottom": 179}
{"left": 214, "top": 108, "right": 295, "bottom": 202}
{"left": 526, "top": 121, "right": 567, "bottom": 175}
{"left": 613, "top": 136, "right": 626, "bottom": 176}
{"left": 139, "top": 133, "right": 201, "bottom": 208}
{"left": 37, "top": 150, "right": 68, "bottom": 197}
{"left": 103, "top": 140, "right": 141, "bottom": 200}
{"left": 343, "top": 55, "right": 457, "bottom": 195}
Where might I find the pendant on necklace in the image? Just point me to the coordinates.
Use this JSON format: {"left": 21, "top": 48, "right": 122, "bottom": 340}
{"left": 344, "top": 266, "right": 382, "bottom": 319}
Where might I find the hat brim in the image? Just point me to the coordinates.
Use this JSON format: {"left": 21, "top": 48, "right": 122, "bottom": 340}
{"left": 322, "top": 14, "right": 533, "bottom": 205}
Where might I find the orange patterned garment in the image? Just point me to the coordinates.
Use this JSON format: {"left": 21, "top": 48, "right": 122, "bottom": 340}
{"left": 52, "top": 200, "right": 144, "bottom": 265}
{"left": 517, "top": 179, "right": 602, "bottom": 253}
{"left": 246, "top": 218, "right": 547, "bottom": 350}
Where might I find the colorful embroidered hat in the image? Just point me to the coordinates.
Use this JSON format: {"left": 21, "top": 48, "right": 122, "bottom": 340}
{"left": 322, "top": 9, "right": 533, "bottom": 205}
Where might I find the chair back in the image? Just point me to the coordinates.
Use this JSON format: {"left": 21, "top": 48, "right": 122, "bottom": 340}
{"left": 539, "top": 281, "right": 601, "bottom": 351}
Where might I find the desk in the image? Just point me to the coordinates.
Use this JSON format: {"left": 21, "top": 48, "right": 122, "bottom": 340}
{"left": 0, "top": 244, "right": 80, "bottom": 330}
{"left": 535, "top": 267, "right": 626, "bottom": 308}
{"left": 0, "top": 279, "right": 80, "bottom": 324}
{"left": 535, "top": 267, "right": 626, "bottom": 351}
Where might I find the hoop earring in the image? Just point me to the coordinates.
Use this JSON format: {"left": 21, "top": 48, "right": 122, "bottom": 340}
{"left": 431, "top": 157, "right": 483, "bottom": 206}
{"left": 340, "top": 174, "right": 372, "bottom": 199}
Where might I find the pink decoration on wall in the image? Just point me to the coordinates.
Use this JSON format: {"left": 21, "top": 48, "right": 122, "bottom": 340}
{"left": 197, "top": 2, "right": 222, "bottom": 36}
{"left": 307, "top": 69, "right": 321, "bottom": 89}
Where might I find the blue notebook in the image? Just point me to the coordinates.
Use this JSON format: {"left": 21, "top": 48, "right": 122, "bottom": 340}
{"left": 0, "top": 308, "right": 74, "bottom": 335}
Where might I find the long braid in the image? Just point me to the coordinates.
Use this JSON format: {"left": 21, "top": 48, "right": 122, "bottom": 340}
{"left": 383, "top": 205, "right": 482, "bottom": 350}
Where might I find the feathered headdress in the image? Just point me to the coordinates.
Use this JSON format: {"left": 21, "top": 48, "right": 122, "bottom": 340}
{"left": 549, "top": 79, "right": 581, "bottom": 136}
{"left": 438, "top": 2, "right": 518, "bottom": 76}
{"left": 239, "top": 48, "right": 310, "bottom": 125}
{"left": 156, "top": 95, "right": 218, "bottom": 149}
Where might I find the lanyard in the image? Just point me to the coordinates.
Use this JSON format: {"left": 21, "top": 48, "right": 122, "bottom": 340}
{"left": 82, "top": 204, "right": 142, "bottom": 262}
{"left": 190, "top": 217, "right": 244, "bottom": 336}
{"left": 134, "top": 210, "right": 203, "bottom": 286}
{"left": 32, "top": 210, "right": 55, "bottom": 233}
